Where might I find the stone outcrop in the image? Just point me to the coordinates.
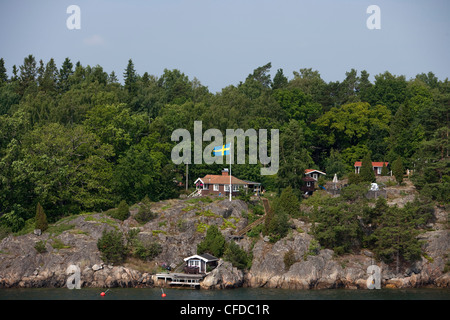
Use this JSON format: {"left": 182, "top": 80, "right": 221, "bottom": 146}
{"left": 0, "top": 197, "right": 448, "bottom": 289}
{"left": 244, "top": 213, "right": 449, "bottom": 289}
{"left": 200, "top": 259, "right": 244, "bottom": 289}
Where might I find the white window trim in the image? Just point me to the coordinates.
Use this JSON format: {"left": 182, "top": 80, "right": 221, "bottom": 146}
{"left": 213, "top": 184, "right": 219, "bottom": 191}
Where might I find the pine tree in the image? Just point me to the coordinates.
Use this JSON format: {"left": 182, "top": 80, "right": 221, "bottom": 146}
{"left": 35, "top": 202, "right": 48, "bottom": 232}
{"left": 19, "top": 54, "right": 37, "bottom": 95}
{"left": 372, "top": 206, "right": 422, "bottom": 273}
{"left": 58, "top": 57, "right": 73, "bottom": 92}
{"left": 392, "top": 157, "right": 404, "bottom": 185}
{"left": 0, "top": 58, "right": 8, "bottom": 85}
{"left": 381, "top": 162, "right": 389, "bottom": 176}
{"left": 360, "top": 152, "right": 375, "bottom": 183}
{"left": 41, "top": 58, "right": 59, "bottom": 93}
{"left": 123, "top": 58, "right": 137, "bottom": 95}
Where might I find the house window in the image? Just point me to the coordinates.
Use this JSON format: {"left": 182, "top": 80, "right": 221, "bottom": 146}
{"left": 189, "top": 260, "right": 199, "bottom": 267}
{"left": 224, "top": 185, "right": 230, "bottom": 192}
{"left": 377, "top": 167, "right": 382, "bottom": 175}
{"left": 202, "top": 184, "right": 208, "bottom": 190}
{"left": 313, "top": 173, "right": 318, "bottom": 180}
{"left": 233, "top": 185, "right": 239, "bottom": 192}
{"left": 307, "top": 182, "right": 311, "bottom": 187}
{"left": 213, "top": 184, "right": 219, "bottom": 191}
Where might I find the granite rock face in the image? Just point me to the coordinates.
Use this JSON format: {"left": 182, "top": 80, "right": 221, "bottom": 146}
{"left": 0, "top": 197, "right": 448, "bottom": 289}
{"left": 244, "top": 216, "right": 449, "bottom": 289}
{"left": 0, "top": 199, "right": 249, "bottom": 288}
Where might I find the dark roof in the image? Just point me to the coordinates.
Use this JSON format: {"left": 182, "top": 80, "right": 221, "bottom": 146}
{"left": 200, "top": 253, "right": 219, "bottom": 261}
{"left": 242, "top": 180, "right": 261, "bottom": 185}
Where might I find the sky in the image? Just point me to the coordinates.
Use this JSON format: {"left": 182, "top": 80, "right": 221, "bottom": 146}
{"left": 0, "top": 0, "right": 449, "bottom": 93}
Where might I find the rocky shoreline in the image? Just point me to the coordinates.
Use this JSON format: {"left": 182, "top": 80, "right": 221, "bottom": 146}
{"left": 0, "top": 198, "right": 448, "bottom": 290}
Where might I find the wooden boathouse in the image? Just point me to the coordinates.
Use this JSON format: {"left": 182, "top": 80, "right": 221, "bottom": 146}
{"left": 155, "top": 253, "right": 219, "bottom": 288}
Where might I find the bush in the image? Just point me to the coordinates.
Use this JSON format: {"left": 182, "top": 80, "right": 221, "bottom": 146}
{"left": 224, "top": 241, "right": 251, "bottom": 270}
{"left": 237, "top": 192, "right": 251, "bottom": 203}
{"left": 347, "top": 172, "right": 362, "bottom": 185}
{"left": 34, "top": 240, "right": 47, "bottom": 253}
{"left": 197, "top": 225, "right": 226, "bottom": 257}
{"left": 392, "top": 157, "right": 404, "bottom": 185}
{"left": 275, "top": 186, "right": 301, "bottom": 218}
{"left": 135, "top": 204, "right": 156, "bottom": 224}
{"left": 283, "top": 249, "right": 297, "bottom": 271}
{"left": 108, "top": 200, "right": 130, "bottom": 221}
{"left": 35, "top": 202, "right": 48, "bottom": 232}
{"left": 97, "top": 229, "right": 127, "bottom": 264}
{"left": 133, "top": 240, "right": 162, "bottom": 261}
{"left": 341, "top": 183, "right": 368, "bottom": 202}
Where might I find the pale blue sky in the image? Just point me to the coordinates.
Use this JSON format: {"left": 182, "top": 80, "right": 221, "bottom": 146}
{"left": 1, "top": 0, "right": 449, "bottom": 92}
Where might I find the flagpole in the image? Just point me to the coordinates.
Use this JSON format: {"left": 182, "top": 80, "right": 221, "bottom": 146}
{"left": 229, "top": 142, "right": 232, "bottom": 202}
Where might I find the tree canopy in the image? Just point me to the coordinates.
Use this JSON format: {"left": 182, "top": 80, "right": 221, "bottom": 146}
{"left": 0, "top": 55, "right": 448, "bottom": 231}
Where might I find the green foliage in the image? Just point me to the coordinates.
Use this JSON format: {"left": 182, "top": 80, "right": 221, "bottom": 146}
{"left": 197, "top": 225, "right": 226, "bottom": 258}
{"left": 283, "top": 249, "right": 297, "bottom": 271}
{"left": 126, "top": 228, "right": 162, "bottom": 261}
{"left": 0, "top": 55, "right": 447, "bottom": 236}
{"left": 273, "top": 186, "right": 301, "bottom": 217}
{"left": 35, "top": 202, "right": 48, "bottom": 232}
{"left": 97, "top": 229, "right": 127, "bottom": 264}
{"left": 224, "top": 241, "right": 251, "bottom": 270}
{"left": 360, "top": 152, "right": 376, "bottom": 183}
{"left": 34, "top": 240, "right": 47, "bottom": 253}
{"left": 392, "top": 157, "right": 404, "bottom": 185}
{"left": 108, "top": 200, "right": 130, "bottom": 221}
{"left": 134, "top": 202, "right": 156, "bottom": 224}
{"left": 0, "top": 208, "right": 25, "bottom": 232}
{"left": 312, "top": 202, "right": 363, "bottom": 255}
{"left": 325, "top": 149, "right": 348, "bottom": 179}
{"left": 371, "top": 205, "right": 423, "bottom": 268}
{"left": 340, "top": 183, "right": 369, "bottom": 202}
{"left": 381, "top": 162, "right": 389, "bottom": 176}
{"left": 263, "top": 198, "right": 290, "bottom": 243}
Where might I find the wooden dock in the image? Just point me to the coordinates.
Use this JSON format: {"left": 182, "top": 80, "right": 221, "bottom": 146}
{"left": 155, "top": 273, "right": 205, "bottom": 288}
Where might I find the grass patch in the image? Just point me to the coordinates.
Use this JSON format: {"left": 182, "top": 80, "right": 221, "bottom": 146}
{"left": 152, "top": 230, "right": 167, "bottom": 236}
{"left": 51, "top": 238, "right": 71, "bottom": 250}
{"left": 196, "top": 222, "right": 208, "bottom": 233}
{"left": 185, "top": 196, "right": 213, "bottom": 204}
{"left": 47, "top": 223, "right": 75, "bottom": 236}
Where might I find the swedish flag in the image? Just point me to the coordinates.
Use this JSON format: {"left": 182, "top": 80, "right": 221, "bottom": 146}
{"left": 213, "top": 143, "right": 231, "bottom": 156}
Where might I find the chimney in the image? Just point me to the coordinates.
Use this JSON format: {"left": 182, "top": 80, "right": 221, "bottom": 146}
{"left": 222, "top": 168, "right": 229, "bottom": 176}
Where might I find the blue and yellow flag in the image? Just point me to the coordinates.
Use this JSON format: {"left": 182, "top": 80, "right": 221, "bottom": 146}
{"left": 213, "top": 143, "right": 231, "bottom": 156}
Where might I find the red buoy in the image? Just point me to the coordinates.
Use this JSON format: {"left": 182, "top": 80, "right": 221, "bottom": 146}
{"left": 100, "top": 292, "right": 105, "bottom": 296}
{"left": 161, "top": 293, "right": 166, "bottom": 298}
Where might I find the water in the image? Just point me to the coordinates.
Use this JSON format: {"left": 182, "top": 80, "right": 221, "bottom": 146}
{"left": 0, "top": 287, "right": 448, "bottom": 300}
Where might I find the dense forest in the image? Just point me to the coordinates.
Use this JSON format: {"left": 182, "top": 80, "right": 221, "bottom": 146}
{"left": 0, "top": 55, "right": 448, "bottom": 235}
